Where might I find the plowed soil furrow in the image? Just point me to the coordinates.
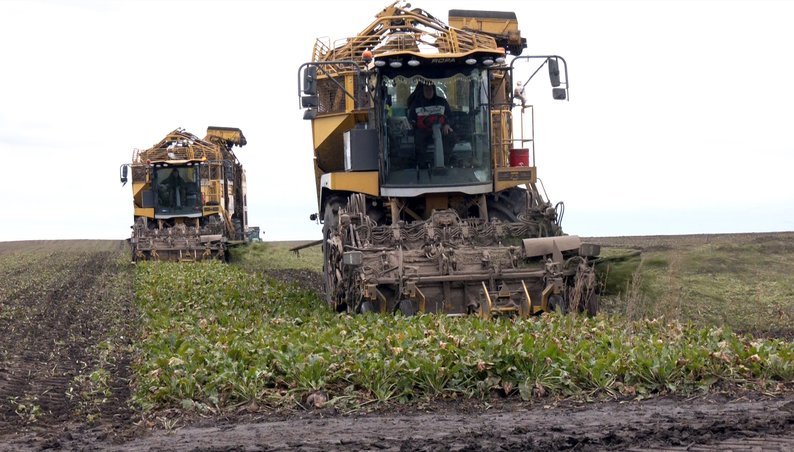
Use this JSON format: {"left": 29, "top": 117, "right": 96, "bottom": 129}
{"left": 0, "top": 241, "right": 135, "bottom": 435}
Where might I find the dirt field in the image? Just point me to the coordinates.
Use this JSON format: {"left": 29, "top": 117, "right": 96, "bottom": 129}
{"left": 0, "top": 237, "right": 792, "bottom": 451}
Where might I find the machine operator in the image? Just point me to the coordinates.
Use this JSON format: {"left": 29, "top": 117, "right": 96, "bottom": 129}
{"left": 407, "top": 81, "right": 454, "bottom": 167}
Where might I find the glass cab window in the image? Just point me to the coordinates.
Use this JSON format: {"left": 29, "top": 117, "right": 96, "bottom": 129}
{"left": 382, "top": 69, "right": 491, "bottom": 188}
{"left": 153, "top": 166, "right": 201, "bottom": 216}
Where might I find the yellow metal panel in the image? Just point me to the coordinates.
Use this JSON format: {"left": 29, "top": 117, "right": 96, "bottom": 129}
{"left": 494, "top": 166, "right": 536, "bottom": 192}
{"left": 329, "top": 172, "right": 379, "bottom": 196}
{"left": 132, "top": 182, "right": 148, "bottom": 207}
{"left": 313, "top": 112, "right": 355, "bottom": 153}
{"left": 448, "top": 15, "right": 519, "bottom": 35}
{"left": 205, "top": 127, "right": 246, "bottom": 147}
{"left": 539, "top": 284, "right": 553, "bottom": 314}
{"left": 204, "top": 180, "right": 222, "bottom": 205}
{"left": 134, "top": 207, "right": 154, "bottom": 218}
{"left": 132, "top": 182, "right": 147, "bottom": 198}
{"left": 495, "top": 179, "right": 520, "bottom": 192}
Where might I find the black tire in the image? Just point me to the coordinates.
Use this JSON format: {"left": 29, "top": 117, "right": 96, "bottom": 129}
{"left": 360, "top": 301, "right": 375, "bottom": 314}
{"left": 398, "top": 299, "right": 418, "bottom": 316}
{"left": 487, "top": 187, "right": 527, "bottom": 222}
{"left": 585, "top": 292, "right": 599, "bottom": 317}
{"left": 322, "top": 201, "right": 342, "bottom": 309}
{"left": 548, "top": 294, "right": 567, "bottom": 314}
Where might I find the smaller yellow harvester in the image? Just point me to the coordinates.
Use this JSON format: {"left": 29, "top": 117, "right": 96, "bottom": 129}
{"left": 120, "top": 127, "right": 250, "bottom": 261}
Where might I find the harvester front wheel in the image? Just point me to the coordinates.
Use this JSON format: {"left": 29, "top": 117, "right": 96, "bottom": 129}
{"left": 397, "top": 299, "right": 418, "bottom": 316}
{"left": 548, "top": 294, "right": 567, "bottom": 314}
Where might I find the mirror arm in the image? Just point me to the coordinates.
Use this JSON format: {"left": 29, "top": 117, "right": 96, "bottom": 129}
{"left": 297, "top": 61, "right": 363, "bottom": 109}
{"left": 510, "top": 55, "right": 570, "bottom": 102}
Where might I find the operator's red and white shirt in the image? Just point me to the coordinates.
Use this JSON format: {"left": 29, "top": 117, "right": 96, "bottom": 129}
{"left": 413, "top": 105, "right": 447, "bottom": 129}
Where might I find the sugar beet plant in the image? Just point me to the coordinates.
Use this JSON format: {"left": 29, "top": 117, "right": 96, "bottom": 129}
{"left": 132, "top": 262, "right": 793, "bottom": 414}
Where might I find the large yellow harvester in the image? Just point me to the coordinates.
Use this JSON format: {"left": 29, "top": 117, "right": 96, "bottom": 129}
{"left": 297, "top": 1, "right": 600, "bottom": 317}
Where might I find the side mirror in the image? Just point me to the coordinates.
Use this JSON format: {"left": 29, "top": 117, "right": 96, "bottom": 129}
{"left": 120, "top": 165, "right": 128, "bottom": 186}
{"left": 552, "top": 88, "right": 567, "bottom": 100}
{"left": 303, "top": 66, "right": 317, "bottom": 96}
{"left": 301, "top": 95, "right": 319, "bottom": 108}
{"left": 548, "top": 58, "right": 561, "bottom": 88}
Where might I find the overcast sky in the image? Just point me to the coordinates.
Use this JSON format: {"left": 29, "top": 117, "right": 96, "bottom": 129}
{"left": 1, "top": 0, "right": 792, "bottom": 242}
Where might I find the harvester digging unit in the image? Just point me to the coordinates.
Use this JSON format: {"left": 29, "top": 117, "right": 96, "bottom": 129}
{"left": 298, "top": 1, "right": 600, "bottom": 318}
{"left": 120, "top": 127, "right": 250, "bottom": 261}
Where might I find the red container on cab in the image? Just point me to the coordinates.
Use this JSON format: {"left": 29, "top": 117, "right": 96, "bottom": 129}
{"left": 509, "top": 148, "right": 529, "bottom": 167}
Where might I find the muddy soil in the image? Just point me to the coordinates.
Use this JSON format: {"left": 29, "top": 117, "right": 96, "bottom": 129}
{"left": 0, "top": 239, "right": 792, "bottom": 451}
{"left": 0, "top": 241, "right": 136, "bottom": 450}
{"left": 65, "top": 395, "right": 794, "bottom": 451}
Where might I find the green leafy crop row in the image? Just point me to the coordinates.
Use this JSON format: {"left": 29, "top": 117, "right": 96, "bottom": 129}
{"left": 131, "top": 261, "right": 793, "bottom": 414}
